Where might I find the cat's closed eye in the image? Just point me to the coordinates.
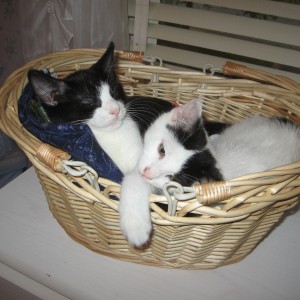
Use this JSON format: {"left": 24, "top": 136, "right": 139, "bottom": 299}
{"left": 81, "top": 98, "right": 95, "bottom": 106}
{"left": 158, "top": 142, "right": 165, "bottom": 159}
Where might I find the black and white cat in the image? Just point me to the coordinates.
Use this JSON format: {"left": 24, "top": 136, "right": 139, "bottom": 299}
{"left": 28, "top": 42, "right": 226, "bottom": 175}
{"left": 28, "top": 42, "right": 174, "bottom": 174}
{"left": 120, "top": 99, "right": 300, "bottom": 247}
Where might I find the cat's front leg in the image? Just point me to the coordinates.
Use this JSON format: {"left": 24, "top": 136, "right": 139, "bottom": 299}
{"left": 119, "top": 170, "right": 152, "bottom": 248}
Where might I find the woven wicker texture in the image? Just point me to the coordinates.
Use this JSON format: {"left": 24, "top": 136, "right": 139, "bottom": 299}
{"left": 0, "top": 48, "right": 299, "bottom": 269}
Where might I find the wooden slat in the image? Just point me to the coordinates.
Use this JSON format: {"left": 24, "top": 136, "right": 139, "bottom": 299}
{"left": 145, "top": 44, "right": 300, "bottom": 82}
{"left": 132, "top": 0, "right": 149, "bottom": 51}
{"left": 148, "top": 3, "right": 300, "bottom": 47}
{"left": 190, "top": 0, "right": 300, "bottom": 20}
{"left": 128, "top": 0, "right": 136, "bottom": 17}
{"left": 129, "top": 19, "right": 300, "bottom": 69}
{"left": 128, "top": 0, "right": 300, "bottom": 81}
{"left": 144, "top": 22, "right": 300, "bottom": 69}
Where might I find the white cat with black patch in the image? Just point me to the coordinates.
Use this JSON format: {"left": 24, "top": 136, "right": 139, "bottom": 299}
{"left": 120, "top": 100, "right": 300, "bottom": 247}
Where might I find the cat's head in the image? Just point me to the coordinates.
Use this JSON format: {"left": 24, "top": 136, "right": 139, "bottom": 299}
{"left": 28, "top": 42, "right": 127, "bottom": 128}
{"left": 137, "top": 100, "right": 207, "bottom": 189}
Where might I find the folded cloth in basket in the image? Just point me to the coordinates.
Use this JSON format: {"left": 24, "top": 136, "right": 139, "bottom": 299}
{"left": 18, "top": 82, "right": 123, "bottom": 183}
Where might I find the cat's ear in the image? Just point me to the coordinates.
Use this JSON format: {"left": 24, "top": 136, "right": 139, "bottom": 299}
{"left": 170, "top": 99, "right": 203, "bottom": 131}
{"left": 28, "top": 70, "right": 67, "bottom": 107}
{"left": 92, "top": 41, "right": 115, "bottom": 74}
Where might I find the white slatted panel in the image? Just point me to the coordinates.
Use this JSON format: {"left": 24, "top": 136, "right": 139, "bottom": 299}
{"left": 128, "top": 0, "right": 300, "bottom": 82}
{"left": 191, "top": 0, "right": 300, "bottom": 20}
{"left": 132, "top": 0, "right": 149, "bottom": 51}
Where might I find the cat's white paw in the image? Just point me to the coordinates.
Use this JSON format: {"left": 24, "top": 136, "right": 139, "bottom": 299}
{"left": 120, "top": 208, "right": 152, "bottom": 248}
{"left": 120, "top": 171, "right": 153, "bottom": 248}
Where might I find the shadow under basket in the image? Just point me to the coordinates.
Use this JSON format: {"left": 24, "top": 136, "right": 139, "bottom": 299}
{"left": 1, "top": 48, "right": 300, "bottom": 270}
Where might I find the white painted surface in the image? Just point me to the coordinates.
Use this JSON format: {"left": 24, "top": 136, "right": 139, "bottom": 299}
{"left": 0, "top": 167, "right": 300, "bottom": 300}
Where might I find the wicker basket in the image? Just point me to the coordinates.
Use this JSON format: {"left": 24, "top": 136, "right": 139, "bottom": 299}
{"left": 1, "top": 48, "right": 300, "bottom": 270}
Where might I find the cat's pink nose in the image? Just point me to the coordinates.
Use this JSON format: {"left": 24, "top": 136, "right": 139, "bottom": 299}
{"left": 142, "top": 167, "right": 152, "bottom": 180}
{"left": 110, "top": 106, "right": 120, "bottom": 116}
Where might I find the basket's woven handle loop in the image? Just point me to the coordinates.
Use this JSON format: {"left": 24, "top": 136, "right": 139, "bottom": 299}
{"left": 162, "top": 181, "right": 184, "bottom": 216}
{"left": 194, "top": 181, "right": 231, "bottom": 206}
{"left": 63, "top": 160, "right": 100, "bottom": 192}
{"left": 117, "top": 50, "right": 164, "bottom": 66}
{"left": 223, "top": 61, "right": 248, "bottom": 77}
{"left": 36, "top": 143, "right": 71, "bottom": 172}
{"left": 117, "top": 51, "right": 144, "bottom": 62}
{"left": 143, "top": 56, "right": 163, "bottom": 67}
{"left": 223, "top": 61, "right": 300, "bottom": 94}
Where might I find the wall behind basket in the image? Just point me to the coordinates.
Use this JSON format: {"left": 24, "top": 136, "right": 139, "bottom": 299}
{"left": 0, "top": 0, "right": 129, "bottom": 86}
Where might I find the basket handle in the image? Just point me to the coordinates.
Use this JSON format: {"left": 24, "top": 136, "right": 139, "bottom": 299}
{"left": 117, "top": 50, "right": 144, "bottom": 63}
{"left": 223, "top": 61, "right": 300, "bottom": 94}
{"left": 36, "top": 143, "right": 71, "bottom": 172}
{"left": 193, "top": 181, "right": 231, "bottom": 206}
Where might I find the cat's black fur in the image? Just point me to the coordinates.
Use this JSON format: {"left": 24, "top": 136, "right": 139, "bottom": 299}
{"left": 167, "top": 120, "right": 223, "bottom": 186}
{"left": 28, "top": 43, "right": 125, "bottom": 124}
{"left": 202, "top": 121, "right": 229, "bottom": 136}
{"left": 127, "top": 96, "right": 173, "bottom": 136}
{"left": 28, "top": 42, "right": 173, "bottom": 136}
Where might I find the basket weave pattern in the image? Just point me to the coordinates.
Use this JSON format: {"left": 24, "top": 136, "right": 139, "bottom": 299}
{"left": 0, "top": 49, "right": 299, "bottom": 269}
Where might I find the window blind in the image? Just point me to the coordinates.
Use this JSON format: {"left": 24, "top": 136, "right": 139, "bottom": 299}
{"left": 129, "top": 0, "right": 300, "bottom": 81}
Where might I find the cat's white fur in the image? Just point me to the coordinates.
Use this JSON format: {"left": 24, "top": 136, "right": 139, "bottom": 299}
{"left": 211, "top": 115, "right": 300, "bottom": 180}
{"left": 120, "top": 99, "right": 300, "bottom": 247}
{"left": 86, "top": 82, "right": 174, "bottom": 245}
{"left": 138, "top": 111, "right": 197, "bottom": 189}
{"left": 120, "top": 100, "right": 205, "bottom": 247}
{"left": 119, "top": 169, "right": 152, "bottom": 246}
{"left": 87, "top": 83, "right": 142, "bottom": 174}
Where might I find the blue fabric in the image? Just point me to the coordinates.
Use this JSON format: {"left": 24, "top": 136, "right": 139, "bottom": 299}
{"left": 18, "top": 83, "right": 123, "bottom": 183}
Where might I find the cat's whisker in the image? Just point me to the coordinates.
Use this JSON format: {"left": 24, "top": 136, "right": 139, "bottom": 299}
{"left": 177, "top": 122, "right": 206, "bottom": 146}
{"left": 179, "top": 172, "right": 198, "bottom": 182}
{"left": 127, "top": 98, "right": 168, "bottom": 111}
{"left": 126, "top": 108, "right": 155, "bottom": 128}
{"left": 174, "top": 172, "right": 201, "bottom": 186}
{"left": 133, "top": 116, "right": 152, "bottom": 129}
{"left": 127, "top": 104, "right": 161, "bottom": 118}
{"left": 106, "top": 58, "right": 115, "bottom": 83}
{"left": 79, "top": 73, "right": 94, "bottom": 99}
{"left": 67, "top": 119, "right": 89, "bottom": 125}
{"left": 127, "top": 103, "right": 163, "bottom": 122}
